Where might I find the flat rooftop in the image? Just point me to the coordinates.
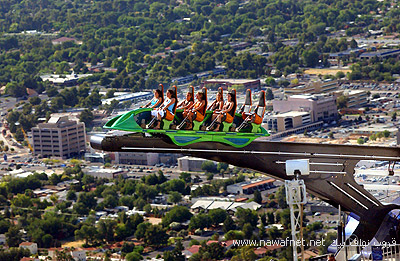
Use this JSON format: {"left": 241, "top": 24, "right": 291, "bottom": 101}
{"left": 354, "top": 125, "right": 398, "bottom": 133}
{"left": 270, "top": 111, "right": 310, "bottom": 118}
{"left": 204, "top": 79, "right": 260, "bottom": 84}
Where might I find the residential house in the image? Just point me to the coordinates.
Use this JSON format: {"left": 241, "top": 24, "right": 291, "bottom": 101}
{"left": 19, "top": 242, "right": 38, "bottom": 254}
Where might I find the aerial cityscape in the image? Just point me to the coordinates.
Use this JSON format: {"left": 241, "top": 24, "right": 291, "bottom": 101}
{"left": 2, "top": 0, "right": 400, "bottom": 260}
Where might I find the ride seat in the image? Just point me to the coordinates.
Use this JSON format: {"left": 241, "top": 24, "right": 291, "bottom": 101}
{"left": 193, "top": 87, "right": 208, "bottom": 131}
{"left": 241, "top": 89, "right": 252, "bottom": 118}
{"left": 162, "top": 85, "right": 178, "bottom": 130}
{"left": 222, "top": 89, "right": 237, "bottom": 132}
{"left": 251, "top": 90, "right": 266, "bottom": 133}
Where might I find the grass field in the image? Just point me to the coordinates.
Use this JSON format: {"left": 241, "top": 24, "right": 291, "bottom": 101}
{"left": 304, "top": 68, "right": 352, "bottom": 75}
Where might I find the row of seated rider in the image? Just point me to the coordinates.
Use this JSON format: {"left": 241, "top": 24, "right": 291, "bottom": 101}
{"left": 144, "top": 85, "right": 264, "bottom": 131}
{"left": 176, "top": 87, "right": 236, "bottom": 131}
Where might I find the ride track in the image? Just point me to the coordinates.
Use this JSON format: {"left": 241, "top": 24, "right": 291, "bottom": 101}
{"left": 90, "top": 133, "right": 400, "bottom": 241}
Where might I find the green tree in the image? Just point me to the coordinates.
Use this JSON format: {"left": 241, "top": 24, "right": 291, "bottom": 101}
{"left": 276, "top": 186, "right": 288, "bottom": 208}
{"left": 143, "top": 224, "right": 168, "bottom": 247}
{"left": 336, "top": 71, "right": 345, "bottom": 79}
{"left": 235, "top": 208, "right": 258, "bottom": 229}
{"left": 80, "top": 109, "right": 94, "bottom": 126}
{"left": 75, "top": 224, "right": 97, "bottom": 246}
{"left": 198, "top": 242, "right": 225, "bottom": 260}
{"left": 208, "top": 209, "right": 227, "bottom": 226}
{"left": 357, "top": 137, "right": 365, "bottom": 145}
{"left": 350, "top": 39, "right": 358, "bottom": 49}
{"left": 6, "top": 226, "right": 22, "bottom": 247}
{"left": 126, "top": 251, "right": 142, "bottom": 261}
{"left": 265, "top": 77, "right": 276, "bottom": 87}
{"left": 243, "top": 223, "right": 254, "bottom": 238}
{"left": 266, "top": 211, "right": 275, "bottom": 224}
{"left": 97, "top": 219, "right": 116, "bottom": 243}
{"left": 336, "top": 95, "right": 349, "bottom": 109}
{"left": 5, "top": 82, "right": 27, "bottom": 98}
{"left": 201, "top": 161, "right": 217, "bottom": 173}
{"left": 29, "top": 96, "right": 41, "bottom": 105}
{"left": 135, "top": 223, "right": 151, "bottom": 240}
{"left": 66, "top": 190, "right": 77, "bottom": 201}
{"left": 217, "top": 162, "right": 229, "bottom": 172}
{"left": 383, "top": 130, "right": 390, "bottom": 138}
{"left": 231, "top": 246, "right": 257, "bottom": 261}
{"left": 0, "top": 248, "right": 30, "bottom": 261}
{"left": 189, "top": 213, "right": 211, "bottom": 230}
{"left": 223, "top": 215, "right": 236, "bottom": 233}
{"left": 168, "top": 191, "right": 182, "bottom": 205}
{"left": 302, "top": 49, "right": 319, "bottom": 67}
{"left": 179, "top": 172, "right": 191, "bottom": 183}
{"left": 253, "top": 190, "right": 262, "bottom": 204}
{"left": 372, "top": 93, "right": 381, "bottom": 99}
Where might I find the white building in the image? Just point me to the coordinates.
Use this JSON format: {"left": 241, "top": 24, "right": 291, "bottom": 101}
{"left": 178, "top": 156, "right": 207, "bottom": 172}
{"left": 19, "top": 242, "right": 38, "bottom": 254}
{"left": 102, "top": 91, "right": 152, "bottom": 105}
{"left": 85, "top": 167, "right": 125, "bottom": 179}
{"left": 32, "top": 116, "right": 86, "bottom": 159}
{"left": 0, "top": 234, "right": 6, "bottom": 245}
{"left": 71, "top": 249, "right": 86, "bottom": 261}
{"left": 48, "top": 248, "right": 86, "bottom": 261}
{"left": 114, "top": 152, "right": 159, "bottom": 165}
{"left": 191, "top": 199, "right": 261, "bottom": 213}
{"left": 40, "top": 72, "right": 91, "bottom": 85}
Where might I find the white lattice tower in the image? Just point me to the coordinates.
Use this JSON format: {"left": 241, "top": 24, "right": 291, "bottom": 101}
{"left": 285, "top": 179, "right": 307, "bottom": 261}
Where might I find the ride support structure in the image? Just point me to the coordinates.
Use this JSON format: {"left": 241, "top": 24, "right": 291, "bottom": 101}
{"left": 285, "top": 159, "right": 309, "bottom": 261}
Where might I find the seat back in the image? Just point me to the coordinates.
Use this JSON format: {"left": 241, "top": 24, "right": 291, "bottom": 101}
{"left": 171, "top": 85, "right": 178, "bottom": 114}
{"left": 201, "top": 87, "right": 207, "bottom": 115}
{"left": 228, "top": 89, "right": 237, "bottom": 117}
{"left": 255, "top": 90, "right": 266, "bottom": 118}
{"left": 188, "top": 85, "right": 194, "bottom": 103}
{"left": 158, "top": 84, "right": 164, "bottom": 104}
{"left": 241, "top": 89, "right": 252, "bottom": 113}
{"left": 208, "top": 87, "right": 223, "bottom": 110}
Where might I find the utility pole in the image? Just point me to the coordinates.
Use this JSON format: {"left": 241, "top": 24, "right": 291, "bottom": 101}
{"left": 285, "top": 159, "right": 309, "bottom": 261}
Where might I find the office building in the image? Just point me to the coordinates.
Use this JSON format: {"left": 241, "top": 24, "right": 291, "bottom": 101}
{"left": 178, "top": 156, "right": 208, "bottom": 172}
{"left": 32, "top": 116, "right": 86, "bottom": 158}
{"left": 284, "top": 80, "right": 339, "bottom": 95}
{"left": 114, "top": 152, "right": 179, "bottom": 165}
{"left": 114, "top": 152, "right": 159, "bottom": 165}
{"left": 264, "top": 111, "right": 312, "bottom": 132}
{"left": 201, "top": 79, "right": 261, "bottom": 90}
{"left": 273, "top": 94, "right": 337, "bottom": 122}
{"left": 334, "top": 90, "right": 368, "bottom": 108}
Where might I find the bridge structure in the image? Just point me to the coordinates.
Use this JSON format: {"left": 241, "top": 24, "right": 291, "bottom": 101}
{"left": 90, "top": 133, "right": 400, "bottom": 248}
